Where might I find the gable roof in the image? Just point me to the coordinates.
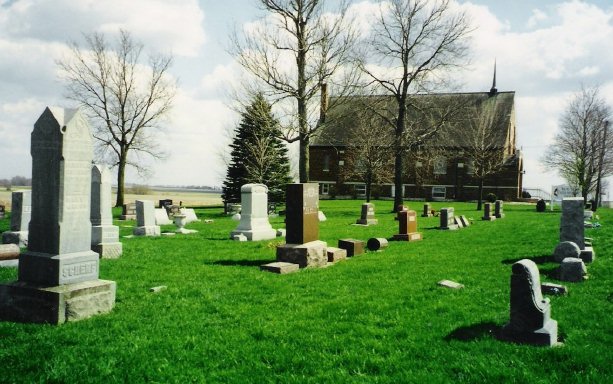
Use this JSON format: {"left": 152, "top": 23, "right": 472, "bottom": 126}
{"left": 311, "top": 91, "right": 516, "bottom": 149}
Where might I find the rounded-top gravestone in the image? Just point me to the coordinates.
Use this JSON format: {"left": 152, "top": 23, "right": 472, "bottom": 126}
{"left": 553, "top": 241, "right": 581, "bottom": 262}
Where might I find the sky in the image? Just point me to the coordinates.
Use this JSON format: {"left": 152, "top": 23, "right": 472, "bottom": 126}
{"left": 0, "top": 0, "right": 612, "bottom": 197}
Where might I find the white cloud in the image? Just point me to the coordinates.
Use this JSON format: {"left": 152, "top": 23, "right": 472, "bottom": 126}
{"left": 526, "top": 8, "right": 548, "bottom": 29}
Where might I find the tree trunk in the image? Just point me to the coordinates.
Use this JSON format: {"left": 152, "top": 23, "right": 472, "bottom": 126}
{"left": 299, "top": 135, "right": 309, "bottom": 183}
{"left": 365, "top": 172, "right": 372, "bottom": 203}
{"left": 115, "top": 150, "right": 127, "bottom": 207}
{"left": 477, "top": 178, "right": 484, "bottom": 211}
{"left": 393, "top": 100, "right": 406, "bottom": 212}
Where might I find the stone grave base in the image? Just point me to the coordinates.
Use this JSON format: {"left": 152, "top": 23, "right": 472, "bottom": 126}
{"left": 260, "top": 262, "right": 299, "bottom": 274}
{"left": 421, "top": 213, "right": 433, "bottom": 217}
{"left": 119, "top": 214, "right": 136, "bottom": 220}
{"left": 92, "top": 242, "right": 123, "bottom": 259}
{"left": 355, "top": 219, "right": 378, "bottom": 225}
{"left": 499, "top": 319, "right": 559, "bottom": 347}
{"left": 176, "top": 228, "right": 198, "bottom": 235}
{"left": 326, "top": 247, "right": 347, "bottom": 262}
{"left": 230, "top": 228, "right": 276, "bottom": 241}
{"left": 482, "top": 216, "right": 496, "bottom": 221}
{"left": 440, "top": 224, "right": 459, "bottom": 230}
{"left": 19, "top": 250, "right": 100, "bottom": 286}
{"left": 580, "top": 247, "right": 595, "bottom": 263}
{"left": 276, "top": 240, "right": 328, "bottom": 268}
{"left": 1, "top": 231, "right": 28, "bottom": 247}
{"left": 133, "top": 226, "right": 161, "bottom": 236}
{"left": 393, "top": 232, "right": 422, "bottom": 241}
{"left": 0, "top": 279, "right": 116, "bottom": 324}
{"left": 495, "top": 214, "right": 505, "bottom": 219}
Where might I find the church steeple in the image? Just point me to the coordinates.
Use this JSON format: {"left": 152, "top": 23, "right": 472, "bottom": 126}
{"left": 489, "top": 59, "right": 498, "bottom": 96}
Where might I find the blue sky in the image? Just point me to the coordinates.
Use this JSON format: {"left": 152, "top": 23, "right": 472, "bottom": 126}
{"left": 1, "top": 0, "right": 612, "bottom": 195}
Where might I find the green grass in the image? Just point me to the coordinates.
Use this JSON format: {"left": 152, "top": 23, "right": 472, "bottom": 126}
{"left": 0, "top": 201, "right": 612, "bottom": 383}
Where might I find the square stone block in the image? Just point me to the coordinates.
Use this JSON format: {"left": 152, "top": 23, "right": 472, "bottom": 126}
{"left": 500, "top": 319, "right": 559, "bottom": 347}
{"left": 260, "top": 262, "right": 299, "bottom": 274}
{"left": 580, "top": 247, "right": 595, "bottom": 263}
{"left": 326, "top": 247, "right": 347, "bottom": 262}
{"left": 338, "top": 239, "right": 365, "bottom": 257}
{"left": 0, "top": 279, "right": 116, "bottom": 324}
{"left": 133, "top": 226, "right": 161, "bottom": 236}
{"left": 392, "top": 232, "right": 422, "bottom": 241}
{"left": 276, "top": 240, "right": 328, "bottom": 268}
{"left": 92, "top": 243, "right": 123, "bottom": 259}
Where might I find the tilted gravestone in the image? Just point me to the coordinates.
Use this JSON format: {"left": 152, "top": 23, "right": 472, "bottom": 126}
{"left": 500, "top": 259, "right": 558, "bottom": 346}
{"left": 1, "top": 190, "right": 31, "bottom": 247}
{"left": 482, "top": 202, "right": 496, "bottom": 221}
{"left": 393, "top": 210, "right": 422, "bottom": 241}
{"left": 495, "top": 200, "right": 505, "bottom": 218}
{"left": 133, "top": 200, "right": 160, "bottom": 236}
{"left": 275, "top": 183, "right": 327, "bottom": 268}
{"left": 0, "top": 107, "right": 116, "bottom": 324}
{"left": 91, "top": 164, "right": 122, "bottom": 258}
{"left": 355, "top": 203, "right": 378, "bottom": 225}
{"left": 231, "top": 184, "right": 276, "bottom": 241}
{"left": 554, "top": 197, "right": 594, "bottom": 262}
{"left": 179, "top": 208, "right": 200, "bottom": 223}
{"left": 439, "top": 208, "right": 458, "bottom": 230}
{"left": 154, "top": 208, "right": 173, "bottom": 225}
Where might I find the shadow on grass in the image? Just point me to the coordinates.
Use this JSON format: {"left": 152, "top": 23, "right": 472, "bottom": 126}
{"left": 209, "top": 259, "right": 272, "bottom": 267}
{"left": 502, "top": 254, "right": 553, "bottom": 265}
{"left": 444, "top": 321, "right": 501, "bottom": 342}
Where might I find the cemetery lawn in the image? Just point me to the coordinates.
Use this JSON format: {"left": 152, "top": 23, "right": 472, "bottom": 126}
{"left": 1, "top": 201, "right": 612, "bottom": 383}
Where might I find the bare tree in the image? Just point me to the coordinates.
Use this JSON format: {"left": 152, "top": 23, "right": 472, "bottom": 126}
{"left": 232, "top": 0, "right": 359, "bottom": 182}
{"left": 358, "top": 0, "right": 472, "bottom": 211}
{"left": 341, "top": 108, "right": 395, "bottom": 202}
{"left": 542, "top": 86, "right": 612, "bottom": 203}
{"left": 57, "top": 30, "right": 176, "bottom": 207}
{"left": 457, "top": 97, "right": 509, "bottom": 210}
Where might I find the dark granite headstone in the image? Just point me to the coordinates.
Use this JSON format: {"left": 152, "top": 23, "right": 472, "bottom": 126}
{"left": 120, "top": 203, "right": 137, "bottom": 220}
{"left": 159, "top": 199, "right": 173, "bottom": 209}
{"left": 393, "top": 210, "right": 422, "bottom": 241}
{"left": 421, "top": 203, "right": 432, "bottom": 217}
{"left": 356, "top": 203, "right": 377, "bottom": 225}
{"left": 500, "top": 259, "right": 558, "bottom": 346}
{"left": 1, "top": 190, "right": 31, "bottom": 247}
{"left": 439, "top": 208, "right": 458, "bottom": 230}
{"left": 482, "top": 203, "right": 496, "bottom": 221}
{"left": 0, "top": 204, "right": 5, "bottom": 219}
{"left": 495, "top": 200, "right": 505, "bottom": 218}
{"left": 338, "top": 239, "right": 365, "bottom": 257}
{"left": 367, "top": 237, "right": 388, "bottom": 251}
{"left": 536, "top": 199, "right": 546, "bottom": 212}
{"left": 285, "top": 183, "right": 319, "bottom": 244}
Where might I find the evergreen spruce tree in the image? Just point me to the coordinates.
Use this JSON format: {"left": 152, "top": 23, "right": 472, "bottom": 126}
{"left": 222, "top": 94, "right": 292, "bottom": 207}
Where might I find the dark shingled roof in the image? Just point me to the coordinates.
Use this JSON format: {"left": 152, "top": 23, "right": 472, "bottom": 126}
{"left": 311, "top": 91, "right": 515, "bottom": 149}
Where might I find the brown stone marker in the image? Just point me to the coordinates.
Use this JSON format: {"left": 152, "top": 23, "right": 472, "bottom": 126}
{"left": 0, "top": 244, "right": 20, "bottom": 260}
{"left": 338, "top": 239, "right": 365, "bottom": 257}
{"left": 285, "top": 183, "right": 319, "bottom": 244}
{"left": 393, "top": 210, "right": 422, "bottom": 241}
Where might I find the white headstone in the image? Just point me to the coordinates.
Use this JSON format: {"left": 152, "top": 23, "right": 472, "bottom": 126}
{"left": 230, "top": 184, "right": 276, "bottom": 241}
{"left": 91, "top": 164, "right": 122, "bottom": 258}
{"left": 154, "top": 208, "right": 173, "bottom": 225}
{"left": 133, "top": 200, "right": 160, "bottom": 236}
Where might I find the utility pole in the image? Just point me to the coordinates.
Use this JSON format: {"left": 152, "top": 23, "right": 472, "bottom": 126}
{"left": 595, "top": 120, "right": 609, "bottom": 208}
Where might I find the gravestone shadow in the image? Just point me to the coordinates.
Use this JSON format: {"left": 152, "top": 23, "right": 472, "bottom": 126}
{"left": 209, "top": 259, "right": 272, "bottom": 267}
{"left": 444, "top": 321, "right": 501, "bottom": 342}
{"left": 502, "top": 254, "right": 553, "bottom": 265}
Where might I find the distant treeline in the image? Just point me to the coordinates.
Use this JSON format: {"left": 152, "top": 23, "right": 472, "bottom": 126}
{"left": 0, "top": 176, "right": 32, "bottom": 188}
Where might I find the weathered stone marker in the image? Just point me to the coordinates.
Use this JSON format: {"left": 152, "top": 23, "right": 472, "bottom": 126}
{"left": 120, "top": 202, "right": 136, "bottom": 220}
{"left": 439, "top": 208, "right": 458, "bottom": 230}
{"left": 91, "top": 165, "right": 122, "bottom": 258}
{"left": 500, "top": 259, "right": 558, "bottom": 346}
{"left": 393, "top": 210, "right": 422, "bottom": 241}
{"left": 154, "top": 208, "right": 173, "bottom": 225}
{"left": 0, "top": 107, "right": 116, "bottom": 324}
{"left": 1, "top": 190, "right": 31, "bottom": 247}
{"left": 0, "top": 204, "right": 5, "bottom": 219}
{"left": 338, "top": 239, "right": 365, "bottom": 257}
{"left": 0, "top": 244, "right": 20, "bottom": 261}
{"left": 367, "top": 237, "right": 388, "bottom": 251}
{"left": 355, "top": 203, "right": 378, "bottom": 225}
{"left": 482, "top": 202, "right": 496, "bottom": 221}
{"left": 495, "top": 200, "right": 505, "bottom": 218}
{"left": 133, "top": 200, "right": 161, "bottom": 236}
{"left": 230, "top": 184, "right": 276, "bottom": 241}
{"left": 555, "top": 197, "right": 594, "bottom": 262}
{"left": 556, "top": 257, "right": 587, "bottom": 282}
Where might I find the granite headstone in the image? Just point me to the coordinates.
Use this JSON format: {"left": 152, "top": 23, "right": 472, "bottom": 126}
{"left": 1, "top": 190, "right": 31, "bottom": 247}
{"left": 230, "top": 184, "right": 276, "bottom": 241}
{"left": 91, "top": 164, "right": 123, "bottom": 258}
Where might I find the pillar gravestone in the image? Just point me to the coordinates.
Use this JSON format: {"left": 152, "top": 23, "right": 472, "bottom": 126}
{"left": 133, "top": 200, "right": 160, "bottom": 236}
{"left": 230, "top": 184, "right": 276, "bottom": 241}
{"left": 439, "top": 208, "right": 458, "bottom": 230}
{"left": 119, "top": 203, "right": 136, "bottom": 220}
{"left": 482, "top": 203, "right": 496, "bottom": 221}
{"left": 421, "top": 203, "right": 433, "bottom": 217}
{"left": 355, "top": 203, "right": 377, "bottom": 225}
{"left": 91, "top": 164, "right": 122, "bottom": 258}
{"left": 0, "top": 107, "right": 116, "bottom": 324}
{"left": 275, "top": 183, "right": 327, "bottom": 268}
{"left": 1, "top": 190, "right": 31, "bottom": 247}
{"left": 500, "top": 259, "right": 558, "bottom": 346}
{"left": 495, "top": 200, "right": 505, "bottom": 218}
